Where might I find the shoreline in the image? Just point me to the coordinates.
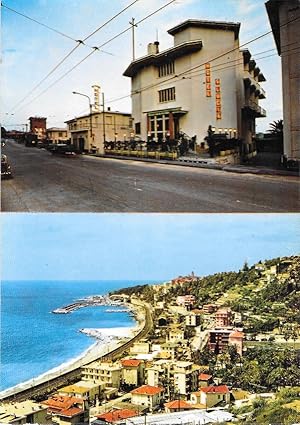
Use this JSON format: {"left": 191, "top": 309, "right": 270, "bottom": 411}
{"left": 0, "top": 302, "right": 144, "bottom": 400}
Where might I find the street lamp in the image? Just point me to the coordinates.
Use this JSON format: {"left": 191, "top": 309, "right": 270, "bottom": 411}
{"left": 72, "top": 91, "right": 93, "bottom": 139}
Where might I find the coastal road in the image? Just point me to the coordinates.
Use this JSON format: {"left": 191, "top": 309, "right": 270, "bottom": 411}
{"left": 1, "top": 140, "right": 299, "bottom": 212}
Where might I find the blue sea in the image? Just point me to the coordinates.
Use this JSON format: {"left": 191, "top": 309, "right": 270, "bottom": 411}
{"left": 0, "top": 280, "right": 158, "bottom": 391}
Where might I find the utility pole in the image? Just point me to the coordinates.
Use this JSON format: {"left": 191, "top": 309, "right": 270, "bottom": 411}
{"left": 129, "top": 17, "right": 137, "bottom": 61}
{"left": 102, "top": 92, "right": 106, "bottom": 145}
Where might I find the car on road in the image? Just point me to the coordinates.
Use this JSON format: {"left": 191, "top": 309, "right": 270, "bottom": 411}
{"left": 1, "top": 154, "right": 13, "bottom": 179}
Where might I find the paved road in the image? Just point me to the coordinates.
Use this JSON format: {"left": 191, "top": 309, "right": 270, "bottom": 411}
{"left": 1, "top": 141, "right": 299, "bottom": 212}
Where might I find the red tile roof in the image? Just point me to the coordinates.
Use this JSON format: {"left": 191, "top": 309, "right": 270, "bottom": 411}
{"left": 43, "top": 395, "right": 84, "bottom": 411}
{"left": 121, "top": 359, "right": 141, "bottom": 367}
{"left": 164, "top": 400, "right": 192, "bottom": 409}
{"left": 199, "top": 373, "right": 212, "bottom": 381}
{"left": 59, "top": 407, "right": 83, "bottom": 417}
{"left": 201, "top": 385, "right": 229, "bottom": 394}
{"left": 98, "top": 409, "right": 138, "bottom": 422}
{"left": 131, "top": 385, "right": 163, "bottom": 395}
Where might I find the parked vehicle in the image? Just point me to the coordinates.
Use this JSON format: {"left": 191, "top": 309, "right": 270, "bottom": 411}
{"left": 1, "top": 154, "right": 13, "bottom": 179}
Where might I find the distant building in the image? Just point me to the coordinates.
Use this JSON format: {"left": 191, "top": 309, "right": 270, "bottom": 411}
{"left": 121, "top": 359, "right": 144, "bottom": 386}
{"left": 172, "top": 361, "right": 200, "bottom": 396}
{"left": 65, "top": 110, "right": 133, "bottom": 154}
{"left": 81, "top": 361, "right": 122, "bottom": 389}
{"left": 29, "top": 116, "right": 47, "bottom": 140}
{"left": 266, "top": 0, "right": 300, "bottom": 164}
{"left": 0, "top": 400, "right": 51, "bottom": 424}
{"left": 176, "top": 295, "right": 196, "bottom": 308}
{"left": 215, "top": 308, "right": 232, "bottom": 327}
{"left": 198, "top": 373, "right": 213, "bottom": 388}
{"left": 192, "top": 385, "right": 230, "bottom": 408}
{"left": 46, "top": 127, "right": 70, "bottom": 144}
{"left": 58, "top": 380, "right": 103, "bottom": 404}
{"left": 185, "top": 311, "right": 202, "bottom": 327}
{"left": 42, "top": 394, "right": 89, "bottom": 425}
{"left": 96, "top": 408, "right": 139, "bottom": 424}
{"left": 208, "top": 328, "right": 244, "bottom": 355}
{"left": 131, "top": 385, "right": 164, "bottom": 412}
{"left": 164, "top": 399, "right": 192, "bottom": 413}
{"left": 123, "top": 19, "right": 266, "bottom": 163}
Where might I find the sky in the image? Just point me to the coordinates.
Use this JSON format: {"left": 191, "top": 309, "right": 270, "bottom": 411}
{"left": 1, "top": 214, "right": 299, "bottom": 281}
{"left": 1, "top": 0, "right": 283, "bottom": 133}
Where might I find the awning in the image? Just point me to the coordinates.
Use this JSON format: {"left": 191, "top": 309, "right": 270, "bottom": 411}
{"left": 145, "top": 107, "right": 188, "bottom": 117}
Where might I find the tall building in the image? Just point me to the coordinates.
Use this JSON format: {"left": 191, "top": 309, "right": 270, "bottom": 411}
{"left": 266, "top": 0, "right": 300, "bottom": 164}
{"left": 123, "top": 19, "right": 266, "bottom": 163}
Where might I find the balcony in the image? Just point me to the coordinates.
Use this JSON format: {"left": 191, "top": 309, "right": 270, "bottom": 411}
{"left": 243, "top": 99, "right": 266, "bottom": 118}
{"left": 244, "top": 72, "right": 266, "bottom": 99}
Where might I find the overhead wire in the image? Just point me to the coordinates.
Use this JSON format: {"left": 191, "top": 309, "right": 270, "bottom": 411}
{"left": 12, "top": 0, "right": 177, "bottom": 114}
{"left": 6, "top": 0, "right": 141, "bottom": 113}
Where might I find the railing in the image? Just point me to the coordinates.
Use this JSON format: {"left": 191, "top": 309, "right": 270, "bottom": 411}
{"left": 104, "top": 149, "right": 178, "bottom": 160}
{"left": 244, "top": 99, "right": 266, "bottom": 117}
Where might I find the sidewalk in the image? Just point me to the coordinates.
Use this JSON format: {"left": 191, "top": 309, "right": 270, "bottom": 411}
{"left": 92, "top": 153, "right": 299, "bottom": 178}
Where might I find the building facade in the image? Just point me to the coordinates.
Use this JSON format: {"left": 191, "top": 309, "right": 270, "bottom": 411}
{"left": 266, "top": 0, "right": 300, "bottom": 164}
{"left": 123, "top": 19, "right": 266, "bottom": 162}
{"left": 46, "top": 127, "right": 70, "bottom": 144}
{"left": 65, "top": 110, "right": 133, "bottom": 154}
{"left": 29, "top": 116, "right": 47, "bottom": 140}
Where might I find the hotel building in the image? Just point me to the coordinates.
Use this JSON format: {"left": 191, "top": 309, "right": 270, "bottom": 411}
{"left": 123, "top": 19, "right": 266, "bottom": 162}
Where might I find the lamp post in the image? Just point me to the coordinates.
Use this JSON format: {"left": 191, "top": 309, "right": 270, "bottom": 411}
{"left": 72, "top": 91, "right": 93, "bottom": 141}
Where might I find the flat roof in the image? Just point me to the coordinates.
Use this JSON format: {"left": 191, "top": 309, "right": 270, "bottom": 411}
{"left": 123, "top": 40, "right": 202, "bottom": 77}
{"left": 167, "top": 19, "right": 240, "bottom": 39}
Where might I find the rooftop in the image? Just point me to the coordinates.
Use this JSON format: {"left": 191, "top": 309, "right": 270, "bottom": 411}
{"left": 97, "top": 408, "right": 139, "bottom": 422}
{"left": 131, "top": 385, "right": 164, "bottom": 396}
{"left": 123, "top": 40, "right": 202, "bottom": 77}
{"left": 121, "top": 359, "right": 141, "bottom": 367}
{"left": 201, "top": 385, "right": 230, "bottom": 394}
{"left": 167, "top": 19, "right": 241, "bottom": 39}
{"left": 165, "top": 399, "right": 192, "bottom": 410}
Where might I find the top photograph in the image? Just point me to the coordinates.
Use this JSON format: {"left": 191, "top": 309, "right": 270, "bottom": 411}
{"left": 1, "top": 0, "right": 299, "bottom": 213}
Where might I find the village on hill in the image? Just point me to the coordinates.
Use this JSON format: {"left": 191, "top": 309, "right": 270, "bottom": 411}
{"left": 0, "top": 255, "right": 299, "bottom": 424}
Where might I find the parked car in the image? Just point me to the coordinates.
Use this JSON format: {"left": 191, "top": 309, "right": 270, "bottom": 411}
{"left": 1, "top": 154, "right": 13, "bottom": 179}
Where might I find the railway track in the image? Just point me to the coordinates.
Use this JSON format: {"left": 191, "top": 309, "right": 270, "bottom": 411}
{"left": 0, "top": 300, "right": 153, "bottom": 403}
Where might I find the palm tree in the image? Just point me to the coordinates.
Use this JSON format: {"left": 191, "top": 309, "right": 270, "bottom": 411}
{"left": 268, "top": 119, "right": 283, "bottom": 136}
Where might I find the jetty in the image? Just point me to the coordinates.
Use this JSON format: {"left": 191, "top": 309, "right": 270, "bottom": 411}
{"left": 52, "top": 295, "right": 123, "bottom": 314}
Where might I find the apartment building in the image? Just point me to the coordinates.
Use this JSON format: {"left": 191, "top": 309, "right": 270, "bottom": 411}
{"left": 81, "top": 361, "right": 122, "bottom": 389}
{"left": 123, "top": 19, "right": 266, "bottom": 163}
{"left": 121, "top": 359, "right": 144, "bottom": 386}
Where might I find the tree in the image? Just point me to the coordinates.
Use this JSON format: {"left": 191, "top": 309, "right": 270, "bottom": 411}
{"left": 268, "top": 119, "right": 283, "bottom": 135}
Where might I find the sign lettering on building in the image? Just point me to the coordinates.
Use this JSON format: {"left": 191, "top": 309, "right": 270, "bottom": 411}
{"left": 215, "top": 78, "right": 222, "bottom": 120}
{"left": 205, "top": 63, "right": 211, "bottom": 97}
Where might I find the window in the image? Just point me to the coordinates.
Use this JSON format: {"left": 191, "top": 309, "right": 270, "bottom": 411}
{"left": 158, "top": 87, "right": 175, "bottom": 103}
{"left": 135, "top": 122, "right": 141, "bottom": 134}
{"left": 58, "top": 132, "right": 63, "bottom": 137}
{"left": 158, "top": 61, "right": 175, "bottom": 77}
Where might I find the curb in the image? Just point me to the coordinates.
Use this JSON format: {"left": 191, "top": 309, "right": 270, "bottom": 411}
{"left": 90, "top": 154, "right": 299, "bottom": 178}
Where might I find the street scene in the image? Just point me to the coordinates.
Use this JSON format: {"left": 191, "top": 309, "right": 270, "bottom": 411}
{"left": 1, "top": 0, "right": 299, "bottom": 213}
{"left": 1, "top": 140, "right": 299, "bottom": 212}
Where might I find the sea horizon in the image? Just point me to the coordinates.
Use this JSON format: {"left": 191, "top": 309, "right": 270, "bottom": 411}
{"left": 1, "top": 279, "right": 161, "bottom": 391}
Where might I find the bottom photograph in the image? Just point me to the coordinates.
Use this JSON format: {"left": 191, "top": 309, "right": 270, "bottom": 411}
{"left": 1, "top": 213, "right": 300, "bottom": 425}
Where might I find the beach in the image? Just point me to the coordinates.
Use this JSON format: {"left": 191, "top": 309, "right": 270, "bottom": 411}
{"left": 0, "top": 301, "right": 145, "bottom": 401}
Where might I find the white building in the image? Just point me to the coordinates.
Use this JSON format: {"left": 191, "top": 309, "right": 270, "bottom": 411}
{"left": 123, "top": 19, "right": 266, "bottom": 163}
